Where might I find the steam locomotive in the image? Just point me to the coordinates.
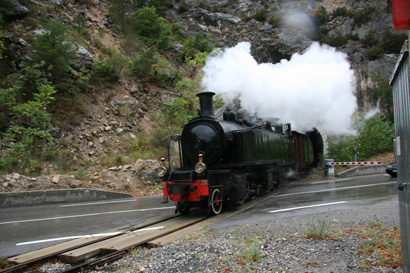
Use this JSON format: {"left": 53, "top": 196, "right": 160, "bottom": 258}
{"left": 159, "top": 92, "right": 323, "bottom": 215}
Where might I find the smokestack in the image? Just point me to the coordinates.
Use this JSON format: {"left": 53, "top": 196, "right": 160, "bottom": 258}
{"left": 197, "top": 91, "right": 215, "bottom": 117}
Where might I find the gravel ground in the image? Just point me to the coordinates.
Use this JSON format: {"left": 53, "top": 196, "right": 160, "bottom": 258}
{"left": 56, "top": 196, "right": 401, "bottom": 273}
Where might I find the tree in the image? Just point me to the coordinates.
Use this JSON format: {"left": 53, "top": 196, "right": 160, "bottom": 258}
{"left": 0, "top": 29, "right": 6, "bottom": 59}
{"left": 328, "top": 116, "right": 394, "bottom": 161}
{"left": 177, "top": 33, "right": 211, "bottom": 62}
{"left": 372, "top": 73, "right": 394, "bottom": 123}
{"left": 313, "top": 6, "right": 328, "bottom": 25}
{"left": 0, "top": 0, "right": 17, "bottom": 23}
{"left": 357, "top": 116, "right": 394, "bottom": 158}
{"left": 134, "top": 6, "right": 165, "bottom": 42}
{"left": 0, "top": 84, "right": 57, "bottom": 172}
{"left": 109, "top": 0, "right": 134, "bottom": 30}
{"left": 30, "top": 19, "right": 77, "bottom": 94}
{"left": 130, "top": 47, "right": 157, "bottom": 79}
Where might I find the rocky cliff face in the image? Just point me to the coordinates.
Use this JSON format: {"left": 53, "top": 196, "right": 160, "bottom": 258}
{"left": 0, "top": 0, "right": 404, "bottom": 193}
{"left": 174, "top": 0, "right": 402, "bottom": 113}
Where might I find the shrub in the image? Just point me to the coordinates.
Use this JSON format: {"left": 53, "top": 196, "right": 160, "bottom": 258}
{"left": 30, "top": 19, "right": 76, "bottom": 83}
{"left": 353, "top": 6, "right": 377, "bottom": 27}
{"left": 0, "top": 86, "right": 18, "bottom": 131}
{"left": 150, "top": 57, "right": 182, "bottom": 87}
{"left": 328, "top": 116, "right": 394, "bottom": 161}
{"left": 361, "top": 30, "right": 378, "bottom": 48}
{"left": 268, "top": 16, "right": 280, "bottom": 28}
{"left": 332, "top": 7, "right": 349, "bottom": 17}
{"left": 0, "top": 29, "right": 6, "bottom": 59}
{"left": 0, "top": 0, "right": 17, "bottom": 23}
{"left": 380, "top": 31, "right": 408, "bottom": 54}
{"left": 313, "top": 6, "right": 328, "bottom": 25}
{"left": 177, "top": 2, "right": 189, "bottom": 13}
{"left": 5, "top": 61, "right": 48, "bottom": 102}
{"left": 367, "top": 46, "right": 384, "bottom": 61}
{"left": 0, "top": 84, "right": 57, "bottom": 173}
{"left": 253, "top": 10, "right": 267, "bottom": 22}
{"left": 177, "top": 33, "right": 212, "bottom": 62}
{"left": 91, "top": 52, "right": 127, "bottom": 84}
{"left": 372, "top": 73, "right": 394, "bottom": 123}
{"left": 130, "top": 47, "right": 157, "bottom": 79}
{"left": 327, "top": 35, "right": 348, "bottom": 47}
{"left": 134, "top": 6, "right": 166, "bottom": 43}
{"left": 109, "top": 0, "right": 135, "bottom": 30}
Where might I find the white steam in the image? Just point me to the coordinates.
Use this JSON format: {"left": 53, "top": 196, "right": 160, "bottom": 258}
{"left": 201, "top": 42, "right": 357, "bottom": 135}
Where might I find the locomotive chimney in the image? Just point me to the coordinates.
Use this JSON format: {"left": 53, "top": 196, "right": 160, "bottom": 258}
{"left": 197, "top": 91, "right": 215, "bottom": 117}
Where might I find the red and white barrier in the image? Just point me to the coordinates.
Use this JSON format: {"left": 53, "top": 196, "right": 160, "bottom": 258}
{"left": 326, "top": 161, "right": 382, "bottom": 166}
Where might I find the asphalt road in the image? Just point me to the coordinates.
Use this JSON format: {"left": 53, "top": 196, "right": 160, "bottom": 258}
{"left": 212, "top": 173, "right": 399, "bottom": 229}
{"left": 0, "top": 173, "right": 398, "bottom": 260}
{"left": 0, "top": 195, "right": 175, "bottom": 259}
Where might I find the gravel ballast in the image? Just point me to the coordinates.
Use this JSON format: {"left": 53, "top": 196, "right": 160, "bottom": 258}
{"left": 78, "top": 196, "right": 402, "bottom": 273}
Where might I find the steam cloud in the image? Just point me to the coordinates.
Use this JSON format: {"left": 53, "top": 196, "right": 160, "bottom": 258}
{"left": 201, "top": 42, "right": 357, "bottom": 135}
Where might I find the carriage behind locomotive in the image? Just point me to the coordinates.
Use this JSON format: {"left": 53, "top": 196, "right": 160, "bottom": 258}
{"left": 159, "top": 92, "right": 324, "bottom": 215}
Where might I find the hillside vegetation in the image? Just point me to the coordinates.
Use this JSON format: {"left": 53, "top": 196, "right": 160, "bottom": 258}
{"left": 0, "top": 0, "right": 403, "bottom": 189}
{"left": 0, "top": 1, "right": 211, "bottom": 177}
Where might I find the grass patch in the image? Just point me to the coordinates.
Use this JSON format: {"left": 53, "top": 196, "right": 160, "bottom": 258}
{"left": 345, "top": 221, "right": 402, "bottom": 269}
{"left": 0, "top": 258, "right": 12, "bottom": 269}
{"left": 305, "top": 216, "right": 332, "bottom": 240}
{"left": 237, "top": 235, "right": 264, "bottom": 264}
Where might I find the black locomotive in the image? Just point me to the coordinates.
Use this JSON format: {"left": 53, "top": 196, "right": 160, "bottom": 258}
{"left": 159, "top": 92, "right": 323, "bottom": 215}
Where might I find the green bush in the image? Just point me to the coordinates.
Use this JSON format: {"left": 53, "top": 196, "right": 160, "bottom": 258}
{"left": 327, "top": 35, "right": 348, "bottom": 47}
{"left": 0, "top": 86, "right": 18, "bottom": 131}
{"left": 109, "top": 0, "right": 135, "bottom": 30}
{"left": 268, "top": 16, "right": 280, "bottom": 28}
{"left": 367, "top": 46, "right": 384, "bottom": 61}
{"left": 177, "top": 33, "right": 212, "bottom": 62}
{"left": 372, "top": 73, "right": 394, "bottom": 123}
{"left": 5, "top": 61, "right": 48, "bottom": 102}
{"left": 91, "top": 52, "right": 127, "bottom": 84}
{"left": 353, "top": 6, "right": 377, "bottom": 27}
{"left": 0, "top": 29, "right": 6, "bottom": 59}
{"left": 177, "top": 2, "right": 190, "bottom": 13}
{"left": 332, "top": 7, "right": 349, "bottom": 17}
{"left": 380, "top": 31, "right": 408, "bottom": 54}
{"left": 253, "top": 10, "right": 267, "bottom": 22}
{"left": 30, "top": 19, "right": 77, "bottom": 88}
{"left": 0, "top": 0, "right": 17, "bottom": 23}
{"left": 0, "top": 84, "right": 57, "bottom": 173}
{"left": 150, "top": 57, "right": 182, "bottom": 87}
{"left": 313, "top": 6, "right": 328, "bottom": 25}
{"left": 134, "top": 6, "right": 166, "bottom": 42}
{"left": 130, "top": 47, "right": 157, "bottom": 79}
{"left": 328, "top": 116, "right": 394, "bottom": 161}
{"left": 361, "top": 30, "right": 378, "bottom": 48}
{"left": 149, "top": 127, "right": 177, "bottom": 149}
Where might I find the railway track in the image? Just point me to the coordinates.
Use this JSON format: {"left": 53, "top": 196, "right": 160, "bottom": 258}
{"left": 2, "top": 182, "right": 285, "bottom": 273}
{"left": 1, "top": 212, "right": 208, "bottom": 273}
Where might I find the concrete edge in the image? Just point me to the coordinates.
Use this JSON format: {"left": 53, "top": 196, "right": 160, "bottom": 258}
{"left": 336, "top": 165, "right": 387, "bottom": 178}
{"left": 0, "top": 188, "right": 132, "bottom": 208}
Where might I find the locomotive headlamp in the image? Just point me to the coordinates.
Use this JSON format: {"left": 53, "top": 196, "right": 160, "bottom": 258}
{"left": 194, "top": 153, "right": 207, "bottom": 174}
{"left": 158, "top": 156, "right": 168, "bottom": 178}
{"left": 157, "top": 166, "right": 167, "bottom": 178}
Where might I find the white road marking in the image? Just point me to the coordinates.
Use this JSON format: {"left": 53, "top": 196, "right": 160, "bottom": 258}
{"left": 59, "top": 199, "right": 136, "bottom": 207}
{"left": 16, "top": 226, "right": 164, "bottom": 246}
{"left": 268, "top": 201, "right": 347, "bottom": 213}
{"left": 0, "top": 207, "right": 175, "bottom": 225}
{"left": 275, "top": 181, "right": 396, "bottom": 198}
{"left": 311, "top": 178, "right": 351, "bottom": 184}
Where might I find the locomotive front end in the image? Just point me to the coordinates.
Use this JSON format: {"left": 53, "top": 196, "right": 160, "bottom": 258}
{"left": 161, "top": 92, "right": 226, "bottom": 215}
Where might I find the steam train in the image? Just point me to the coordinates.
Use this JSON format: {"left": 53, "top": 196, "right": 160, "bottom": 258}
{"left": 159, "top": 92, "right": 323, "bottom": 215}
